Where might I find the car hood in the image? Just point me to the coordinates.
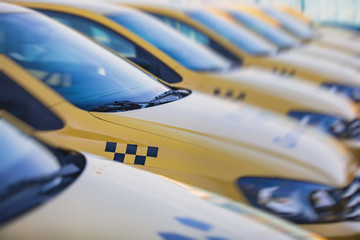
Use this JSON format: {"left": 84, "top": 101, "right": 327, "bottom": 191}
{"left": 270, "top": 50, "right": 360, "bottom": 86}
{"left": 91, "top": 92, "right": 357, "bottom": 186}
{"left": 319, "top": 35, "right": 360, "bottom": 55}
{"left": 290, "top": 44, "right": 360, "bottom": 69}
{"left": 207, "top": 66, "right": 358, "bottom": 120}
{"left": 0, "top": 154, "right": 318, "bottom": 240}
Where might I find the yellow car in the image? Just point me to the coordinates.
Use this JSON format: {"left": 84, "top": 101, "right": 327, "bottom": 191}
{"left": 120, "top": 3, "right": 360, "bottom": 100}
{"left": 2, "top": 118, "right": 326, "bottom": 240}
{"left": 12, "top": 0, "right": 360, "bottom": 157}
{"left": 208, "top": 5, "right": 360, "bottom": 70}
{"left": 261, "top": 6, "right": 360, "bottom": 56}
{"left": 274, "top": 4, "right": 360, "bottom": 41}
{"left": 0, "top": 3, "right": 359, "bottom": 238}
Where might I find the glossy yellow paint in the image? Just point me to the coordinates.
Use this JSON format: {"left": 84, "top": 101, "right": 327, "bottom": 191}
{"left": 210, "top": 6, "right": 360, "bottom": 77}
{"left": 0, "top": 51, "right": 356, "bottom": 239}
{"left": 123, "top": 4, "right": 360, "bottom": 86}
{"left": 261, "top": 5, "right": 360, "bottom": 55}
{"left": 2, "top": 118, "right": 327, "bottom": 240}
{"left": 0, "top": 54, "right": 350, "bottom": 239}
{"left": 274, "top": 4, "right": 311, "bottom": 26}
{"left": 210, "top": 3, "right": 280, "bottom": 27}
{"left": 10, "top": 1, "right": 360, "bottom": 158}
{"left": 0, "top": 4, "right": 359, "bottom": 236}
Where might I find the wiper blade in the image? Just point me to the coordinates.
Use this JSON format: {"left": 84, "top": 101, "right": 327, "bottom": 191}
{"left": 90, "top": 100, "right": 145, "bottom": 112}
{"left": 331, "top": 119, "right": 360, "bottom": 139}
{"left": 90, "top": 90, "right": 190, "bottom": 112}
{"left": 146, "top": 89, "right": 190, "bottom": 107}
{"left": 0, "top": 163, "right": 80, "bottom": 200}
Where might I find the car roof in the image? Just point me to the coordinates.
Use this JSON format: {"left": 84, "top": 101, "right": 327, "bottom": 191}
{"left": 6, "top": 0, "right": 139, "bottom": 15}
{"left": 0, "top": 2, "right": 34, "bottom": 13}
{"left": 125, "top": 2, "right": 204, "bottom": 12}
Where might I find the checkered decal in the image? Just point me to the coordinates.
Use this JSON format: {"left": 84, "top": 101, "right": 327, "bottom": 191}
{"left": 105, "top": 142, "right": 158, "bottom": 165}
{"left": 213, "top": 88, "right": 246, "bottom": 100}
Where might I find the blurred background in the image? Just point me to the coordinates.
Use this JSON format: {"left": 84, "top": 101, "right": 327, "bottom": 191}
{"left": 103, "top": 0, "right": 360, "bottom": 25}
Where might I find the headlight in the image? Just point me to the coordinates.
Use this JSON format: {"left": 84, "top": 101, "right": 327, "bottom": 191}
{"left": 288, "top": 111, "right": 348, "bottom": 136}
{"left": 237, "top": 177, "right": 360, "bottom": 223}
{"left": 288, "top": 111, "right": 360, "bottom": 139}
{"left": 321, "top": 83, "right": 360, "bottom": 102}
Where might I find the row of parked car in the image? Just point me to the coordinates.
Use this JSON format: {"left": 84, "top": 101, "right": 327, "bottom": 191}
{"left": 1, "top": 0, "right": 360, "bottom": 239}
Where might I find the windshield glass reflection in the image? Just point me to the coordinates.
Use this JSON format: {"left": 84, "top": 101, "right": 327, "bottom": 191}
{"left": 107, "top": 11, "right": 232, "bottom": 72}
{"left": 262, "top": 8, "right": 315, "bottom": 40}
{"left": 229, "top": 11, "right": 298, "bottom": 49}
{"left": 0, "top": 13, "right": 168, "bottom": 111}
{"left": 0, "top": 119, "right": 60, "bottom": 195}
{"left": 187, "top": 10, "right": 277, "bottom": 56}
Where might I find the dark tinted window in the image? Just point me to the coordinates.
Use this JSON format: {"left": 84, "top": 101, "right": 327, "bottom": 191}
{"left": 38, "top": 10, "right": 182, "bottom": 84}
{"left": 262, "top": 8, "right": 315, "bottom": 40}
{"left": 0, "top": 71, "right": 64, "bottom": 130}
{"left": 107, "top": 11, "right": 232, "bottom": 72}
{"left": 1, "top": 12, "right": 170, "bottom": 111}
{"left": 151, "top": 13, "right": 241, "bottom": 64}
{"left": 0, "top": 119, "right": 85, "bottom": 225}
{"left": 229, "top": 11, "right": 298, "bottom": 49}
{"left": 187, "top": 10, "right": 276, "bottom": 56}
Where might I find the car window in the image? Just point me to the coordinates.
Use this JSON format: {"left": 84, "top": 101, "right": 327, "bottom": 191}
{"left": 229, "top": 11, "right": 298, "bottom": 49}
{"left": 0, "top": 71, "right": 64, "bottom": 130}
{"left": 0, "top": 118, "right": 85, "bottom": 225}
{"left": 150, "top": 13, "right": 242, "bottom": 64}
{"left": 187, "top": 10, "right": 277, "bottom": 56}
{"left": 153, "top": 14, "right": 210, "bottom": 45}
{"left": 0, "top": 12, "right": 169, "bottom": 111}
{"left": 0, "top": 27, "right": 5, "bottom": 53}
{"left": 39, "top": 11, "right": 136, "bottom": 58}
{"left": 0, "top": 119, "right": 61, "bottom": 194}
{"left": 262, "top": 8, "right": 315, "bottom": 40}
{"left": 107, "top": 10, "right": 233, "bottom": 72}
{"left": 38, "top": 10, "right": 183, "bottom": 83}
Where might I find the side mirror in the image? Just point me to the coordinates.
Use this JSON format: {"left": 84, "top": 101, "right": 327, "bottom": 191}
{"left": 128, "top": 57, "right": 151, "bottom": 70}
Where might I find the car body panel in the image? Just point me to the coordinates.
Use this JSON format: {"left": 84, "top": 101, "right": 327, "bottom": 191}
{"left": 122, "top": 3, "right": 360, "bottom": 87}
{"left": 208, "top": 5, "right": 360, "bottom": 70}
{"left": 1, "top": 54, "right": 357, "bottom": 196}
{"left": 1, "top": 118, "right": 326, "bottom": 240}
{"left": 10, "top": 1, "right": 360, "bottom": 156}
{"left": 262, "top": 5, "right": 360, "bottom": 55}
{"left": 1, "top": 5, "right": 360, "bottom": 238}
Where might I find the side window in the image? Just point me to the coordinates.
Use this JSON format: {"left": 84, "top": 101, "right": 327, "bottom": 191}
{"left": 0, "top": 28, "right": 5, "bottom": 53}
{"left": 38, "top": 10, "right": 182, "bottom": 83}
{"left": 152, "top": 14, "right": 242, "bottom": 64}
{"left": 155, "top": 14, "right": 210, "bottom": 45}
{"left": 41, "top": 10, "right": 136, "bottom": 58}
{"left": 0, "top": 71, "right": 64, "bottom": 130}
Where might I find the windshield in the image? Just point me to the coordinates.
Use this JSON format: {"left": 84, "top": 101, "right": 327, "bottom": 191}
{"left": 0, "top": 119, "right": 61, "bottom": 199}
{"left": 107, "top": 11, "right": 232, "bottom": 72}
{"left": 0, "top": 12, "right": 169, "bottom": 111}
{"left": 262, "top": 8, "right": 315, "bottom": 40}
{"left": 229, "top": 11, "right": 298, "bottom": 49}
{"left": 187, "top": 10, "right": 277, "bottom": 56}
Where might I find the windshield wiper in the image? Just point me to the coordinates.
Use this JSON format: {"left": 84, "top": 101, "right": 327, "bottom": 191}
{"left": 90, "top": 90, "right": 190, "bottom": 112}
{"left": 331, "top": 119, "right": 360, "bottom": 139}
{"left": 146, "top": 89, "right": 190, "bottom": 107}
{"left": 0, "top": 163, "right": 80, "bottom": 201}
{"left": 90, "top": 100, "right": 145, "bottom": 112}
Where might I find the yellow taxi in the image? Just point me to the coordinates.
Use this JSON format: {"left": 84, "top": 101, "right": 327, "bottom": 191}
{"left": 274, "top": 4, "right": 360, "bottom": 39}
{"left": 120, "top": 3, "right": 360, "bottom": 101}
{"left": 0, "top": 3, "right": 359, "bottom": 238}
{"left": 207, "top": 4, "right": 360, "bottom": 71}
{"left": 11, "top": 0, "right": 360, "bottom": 157}
{"left": 261, "top": 6, "right": 360, "bottom": 56}
{"left": 2, "top": 116, "right": 327, "bottom": 240}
